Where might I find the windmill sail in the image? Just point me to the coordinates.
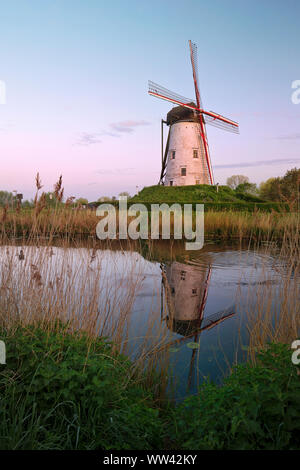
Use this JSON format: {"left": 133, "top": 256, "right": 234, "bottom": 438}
{"left": 148, "top": 81, "right": 196, "bottom": 110}
{"left": 189, "top": 41, "right": 202, "bottom": 109}
{"left": 203, "top": 110, "right": 239, "bottom": 133}
{"left": 189, "top": 40, "right": 214, "bottom": 184}
{"left": 148, "top": 81, "right": 239, "bottom": 132}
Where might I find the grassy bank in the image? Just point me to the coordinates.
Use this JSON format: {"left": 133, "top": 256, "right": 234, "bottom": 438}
{"left": 0, "top": 324, "right": 163, "bottom": 450}
{"left": 130, "top": 184, "right": 292, "bottom": 211}
{"left": 0, "top": 205, "right": 298, "bottom": 242}
{"left": 0, "top": 325, "right": 299, "bottom": 450}
{"left": 131, "top": 184, "right": 264, "bottom": 203}
{"left": 0, "top": 189, "right": 299, "bottom": 450}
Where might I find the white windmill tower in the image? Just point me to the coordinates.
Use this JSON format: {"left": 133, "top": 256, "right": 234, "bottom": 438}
{"left": 148, "top": 41, "right": 239, "bottom": 186}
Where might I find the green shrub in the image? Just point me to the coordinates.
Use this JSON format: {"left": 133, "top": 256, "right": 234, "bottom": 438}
{"left": 235, "top": 191, "right": 265, "bottom": 203}
{"left": 171, "top": 343, "right": 300, "bottom": 450}
{"left": 0, "top": 325, "right": 162, "bottom": 450}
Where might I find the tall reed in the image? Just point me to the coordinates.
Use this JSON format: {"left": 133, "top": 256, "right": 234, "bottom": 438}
{"left": 243, "top": 227, "right": 299, "bottom": 362}
{"left": 0, "top": 174, "right": 298, "bottom": 396}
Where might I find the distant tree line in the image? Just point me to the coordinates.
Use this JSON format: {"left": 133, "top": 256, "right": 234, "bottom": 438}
{"left": 1, "top": 169, "right": 298, "bottom": 209}
{"left": 259, "top": 168, "right": 300, "bottom": 204}
{"left": 0, "top": 189, "right": 132, "bottom": 208}
{"left": 226, "top": 168, "right": 300, "bottom": 206}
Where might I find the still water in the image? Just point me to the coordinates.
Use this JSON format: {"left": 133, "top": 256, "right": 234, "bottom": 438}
{"left": 1, "top": 241, "right": 288, "bottom": 399}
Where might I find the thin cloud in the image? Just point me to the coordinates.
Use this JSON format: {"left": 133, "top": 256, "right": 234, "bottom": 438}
{"left": 76, "top": 130, "right": 120, "bottom": 145}
{"left": 215, "top": 158, "right": 300, "bottom": 169}
{"left": 278, "top": 133, "right": 300, "bottom": 140}
{"left": 96, "top": 168, "right": 136, "bottom": 175}
{"left": 109, "top": 120, "right": 150, "bottom": 133}
{"left": 0, "top": 120, "right": 14, "bottom": 132}
{"left": 76, "top": 120, "right": 150, "bottom": 145}
{"left": 77, "top": 133, "right": 102, "bottom": 146}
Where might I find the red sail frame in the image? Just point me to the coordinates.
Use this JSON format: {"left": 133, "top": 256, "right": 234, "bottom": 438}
{"left": 148, "top": 81, "right": 239, "bottom": 132}
{"left": 189, "top": 40, "right": 214, "bottom": 184}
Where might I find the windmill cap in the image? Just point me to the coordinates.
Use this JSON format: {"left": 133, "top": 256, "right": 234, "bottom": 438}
{"left": 166, "top": 103, "right": 200, "bottom": 125}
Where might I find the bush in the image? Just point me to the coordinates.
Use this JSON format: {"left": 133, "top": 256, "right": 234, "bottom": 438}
{"left": 0, "top": 325, "right": 162, "bottom": 450}
{"left": 235, "top": 191, "right": 264, "bottom": 203}
{"left": 170, "top": 343, "right": 300, "bottom": 450}
{"left": 259, "top": 168, "right": 300, "bottom": 206}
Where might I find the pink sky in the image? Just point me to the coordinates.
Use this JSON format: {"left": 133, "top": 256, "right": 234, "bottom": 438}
{"left": 0, "top": 1, "right": 299, "bottom": 202}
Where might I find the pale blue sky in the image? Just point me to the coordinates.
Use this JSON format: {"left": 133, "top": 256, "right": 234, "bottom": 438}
{"left": 0, "top": 0, "right": 299, "bottom": 199}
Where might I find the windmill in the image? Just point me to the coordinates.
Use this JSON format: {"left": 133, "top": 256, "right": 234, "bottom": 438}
{"left": 148, "top": 41, "right": 239, "bottom": 186}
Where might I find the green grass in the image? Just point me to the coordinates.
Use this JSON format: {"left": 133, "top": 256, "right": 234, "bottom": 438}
{"left": 171, "top": 343, "right": 300, "bottom": 450}
{"left": 131, "top": 184, "right": 263, "bottom": 203}
{"left": 0, "top": 325, "right": 299, "bottom": 450}
{"left": 127, "top": 185, "right": 290, "bottom": 212}
{"left": 0, "top": 324, "right": 162, "bottom": 450}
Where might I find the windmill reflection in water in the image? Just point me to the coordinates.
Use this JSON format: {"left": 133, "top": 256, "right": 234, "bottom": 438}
{"left": 160, "top": 259, "right": 235, "bottom": 391}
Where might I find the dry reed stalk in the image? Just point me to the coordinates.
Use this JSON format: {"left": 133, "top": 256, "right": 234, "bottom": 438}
{"left": 243, "top": 226, "right": 299, "bottom": 362}
{"left": 0, "top": 238, "right": 174, "bottom": 397}
{"left": 1, "top": 202, "right": 298, "bottom": 243}
{"left": 0, "top": 173, "right": 298, "bottom": 398}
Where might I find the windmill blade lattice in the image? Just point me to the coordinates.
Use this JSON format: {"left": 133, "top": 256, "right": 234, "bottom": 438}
{"left": 205, "top": 112, "right": 240, "bottom": 134}
{"left": 148, "top": 81, "right": 197, "bottom": 110}
{"left": 189, "top": 41, "right": 203, "bottom": 109}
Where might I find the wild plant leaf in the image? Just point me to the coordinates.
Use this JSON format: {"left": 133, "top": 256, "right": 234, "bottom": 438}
{"left": 186, "top": 342, "right": 200, "bottom": 350}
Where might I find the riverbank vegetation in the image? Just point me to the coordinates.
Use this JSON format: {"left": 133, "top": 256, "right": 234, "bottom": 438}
{"left": 0, "top": 226, "right": 299, "bottom": 449}
{"left": 0, "top": 171, "right": 299, "bottom": 450}
{"left": 0, "top": 171, "right": 298, "bottom": 241}
{"left": 129, "top": 167, "right": 300, "bottom": 209}
{"left": 0, "top": 326, "right": 299, "bottom": 450}
{"left": 0, "top": 199, "right": 298, "bottom": 242}
{"left": 0, "top": 325, "right": 163, "bottom": 450}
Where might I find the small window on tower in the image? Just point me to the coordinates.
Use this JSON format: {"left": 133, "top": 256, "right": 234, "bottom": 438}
{"left": 171, "top": 150, "right": 176, "bottom": 159}
{"left": 180, "top": 270, "right": 186, "bottom": 280}
{"left": 181, "top": 167, "right": 186, "bottom": 176}
{"left": 193, "top": 149, "right": 198, "bottom": 158}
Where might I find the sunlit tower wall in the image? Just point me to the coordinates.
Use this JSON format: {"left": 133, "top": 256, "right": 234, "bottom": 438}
{"left": 164, "top": 105, "right": 211, "bottom": 186}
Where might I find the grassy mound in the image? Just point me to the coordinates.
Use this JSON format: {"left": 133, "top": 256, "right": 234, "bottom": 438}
{"left": 131, "top": 184, "right": 264, "bottom": 204}
{"left": 128, "top": 185, "right": 290, "bottom": 212}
